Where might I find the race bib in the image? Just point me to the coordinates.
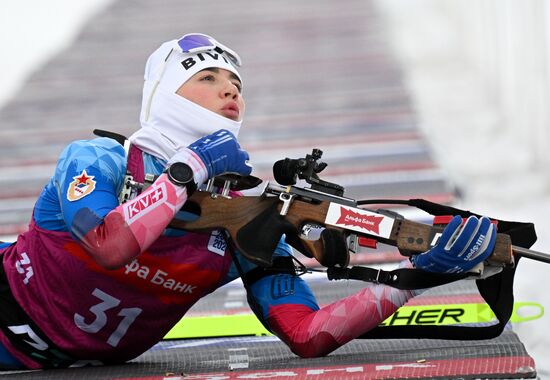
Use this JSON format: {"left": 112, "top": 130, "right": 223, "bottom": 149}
{"left": 207, "top": 230, "right": 227, "bottom": 256}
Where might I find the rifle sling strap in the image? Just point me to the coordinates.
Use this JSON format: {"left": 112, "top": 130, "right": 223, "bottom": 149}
{"left": 93, "top": 129, "right": 128, "bottom": 145}
{"left": 327, "top": 266, "right": 470, "bottom": 289}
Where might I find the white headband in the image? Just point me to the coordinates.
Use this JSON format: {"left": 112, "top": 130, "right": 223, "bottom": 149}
{"left": 144, "top": 39, "right": 242, "bottom": 94}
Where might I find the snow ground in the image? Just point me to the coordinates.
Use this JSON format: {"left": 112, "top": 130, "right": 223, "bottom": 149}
{"left": 1, "top": 0, "right": 549, "bottom": 376}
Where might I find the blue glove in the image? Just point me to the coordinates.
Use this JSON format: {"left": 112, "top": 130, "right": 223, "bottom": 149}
{"left": 411, "top": 215, "right": 497, "bottom": 273}
{"left": 188, "top": 129, "right": 252, "bottom": 178}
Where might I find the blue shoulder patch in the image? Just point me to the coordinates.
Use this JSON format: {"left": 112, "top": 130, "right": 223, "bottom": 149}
{"left": 34, "top": 138, "right": 126, "bottom": 232}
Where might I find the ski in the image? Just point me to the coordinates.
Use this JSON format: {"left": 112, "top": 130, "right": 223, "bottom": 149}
{"left": 164, "top": 301, "right": 543, "bottom": 339}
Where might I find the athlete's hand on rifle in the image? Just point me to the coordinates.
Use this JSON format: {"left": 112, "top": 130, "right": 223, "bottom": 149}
{"left": 411, "top": 215, "right": 497, "bottom": 273}
{"left": 169, "top": 129, "right": 252, "bottom": 182}
{"left": 187, "top": 129, "right": 252, "bottom": 178}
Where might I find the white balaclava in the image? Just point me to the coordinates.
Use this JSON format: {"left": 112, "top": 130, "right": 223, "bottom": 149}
{"left": 129, "top": 35, "right": 243, "bottom": 161}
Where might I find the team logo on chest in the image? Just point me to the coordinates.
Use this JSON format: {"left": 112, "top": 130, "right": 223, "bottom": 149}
{"left": 67, "top": 169, "right": 96, "bottom": 201}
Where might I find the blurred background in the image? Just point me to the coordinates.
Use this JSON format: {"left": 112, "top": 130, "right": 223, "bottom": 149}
{"left": 0, "top": 0, "right": 549, "bottom": 376}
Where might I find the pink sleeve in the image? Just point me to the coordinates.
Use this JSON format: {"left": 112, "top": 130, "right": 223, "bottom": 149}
{"left": 80, "top": 150, "right": 207, "bottom": 269}
{"left": 267, "top": 260, "right": 420, "bottom": 358}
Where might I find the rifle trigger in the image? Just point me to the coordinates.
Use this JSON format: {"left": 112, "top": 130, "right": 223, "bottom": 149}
{"left": 279, "top": 193, "right": 296, "bottom": 215}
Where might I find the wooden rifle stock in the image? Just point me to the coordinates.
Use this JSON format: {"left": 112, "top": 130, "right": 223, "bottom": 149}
{"left": 169, "top": 191, "right": 514, "bottom": 266}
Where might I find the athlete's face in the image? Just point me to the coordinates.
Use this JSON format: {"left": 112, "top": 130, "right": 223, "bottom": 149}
{"left": 176, "top": 68, "right": 245, "bottom": 121}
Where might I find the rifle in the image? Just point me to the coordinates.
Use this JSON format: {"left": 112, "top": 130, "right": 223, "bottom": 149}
{"left": 169, "top": 149, "right": 550, "bottom": 272}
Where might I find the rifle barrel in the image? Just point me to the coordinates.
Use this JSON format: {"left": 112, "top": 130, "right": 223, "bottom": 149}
{"left": 512, "top": 245, "right": 550, "bottom": 264}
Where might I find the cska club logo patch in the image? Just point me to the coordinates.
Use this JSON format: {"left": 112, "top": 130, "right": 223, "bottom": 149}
{"left": 67, "top": 169, "right": 96, "bottom": 201}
